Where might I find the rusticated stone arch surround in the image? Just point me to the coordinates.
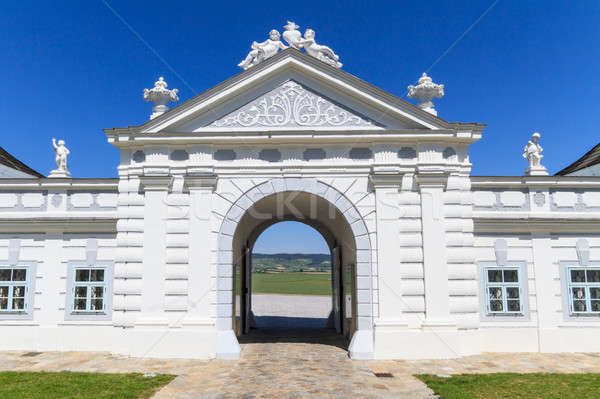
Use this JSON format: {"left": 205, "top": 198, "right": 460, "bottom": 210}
{"left": 215, "top": 177, "right": 374, "bottom": 359}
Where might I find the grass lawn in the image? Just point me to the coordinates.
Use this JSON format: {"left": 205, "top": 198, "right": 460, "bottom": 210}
{"left": 251, "top": 272, "right": 331, "bottom": 295}
{"left": 417, "top": 373, "right": 600, "bottom": 399}
{"left": 0, "top": 371, "right": 175, "bottom": 399}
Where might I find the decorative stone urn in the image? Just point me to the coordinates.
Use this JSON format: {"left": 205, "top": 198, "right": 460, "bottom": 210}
{"left": 143, "top": 77, "right": 179, "bottom": 120}
{"left": 407, "top": 73, "right": 445, "bottom": 116}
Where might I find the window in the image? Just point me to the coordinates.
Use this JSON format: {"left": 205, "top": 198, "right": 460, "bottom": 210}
{"left": 65, "top": 262, "right": 112, "bottom": 320}
{"left": 71, "top": 267, "right": 106, "bottom": 312}
{"left": 484, "top": 267, "right": 523, "bottom": 315}
{"left": 0, "top": 267, "right": 29, "bottom": 312}
{"left": 567, "top": 268, "right": 600, "bottom": 316}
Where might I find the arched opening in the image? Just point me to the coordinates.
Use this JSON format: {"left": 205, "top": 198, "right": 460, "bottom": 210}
{"left": 216, "top": 178, "right": 374, "bottom": 359}
{"left": 250, "top": 221, "right": 332, "bottom": 330}
{"left": 231, "top": 191, "right": 358, "bottom": 345}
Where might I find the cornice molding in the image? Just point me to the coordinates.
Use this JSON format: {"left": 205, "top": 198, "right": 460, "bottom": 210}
{"left": 107, "top": 133, "right": 481, "bottom": 150}
{"left": 474, "top": 217, "right": 600, "bottom": 234}
{"left": 0, "top": 178, "right": 118, "bottom": 191}
{"left": 0, "top": 218, "right": 116, "bottom": 233}
{"left": 471, "top": 175, "right": 600, "bottom": 188}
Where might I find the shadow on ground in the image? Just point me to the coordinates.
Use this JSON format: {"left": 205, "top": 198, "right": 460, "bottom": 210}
{"left": 239, "top": 316, "right": 349, "bottom": 350}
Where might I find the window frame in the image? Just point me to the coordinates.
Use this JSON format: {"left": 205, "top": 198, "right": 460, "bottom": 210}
{"left": 0, "top": 262, "right": 36, "bottom": 320}
{"left": 561, "top": 262, "right": 600, "bottom": 319}
{"left": 484, "top": 266, "right": 523, "bottom": 315}
{"left": 65, "top": 261, "right": 113, "bottom": 321}
{"left": 478, "top": 261, "right": 529, "bottom": 321}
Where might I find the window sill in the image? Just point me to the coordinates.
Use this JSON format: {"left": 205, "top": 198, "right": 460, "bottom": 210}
{"left": 485, "top": 313, "right": 525, "bottom": 317}
{"left": 58, "top": 320, "right": 113, "bottom": 326}
{"left": 69, "top": 312, "right": 107, "bottom": 316}
{"left": 480, "top": 313, "right": 532, "bottom": 324}
{"left": 564, "top": 315, "right": 600, "bottom": 321}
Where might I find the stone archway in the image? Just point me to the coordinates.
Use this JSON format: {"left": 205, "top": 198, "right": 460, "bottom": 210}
{"left": 215, "top": 178, "right": 374, "bottom": 359}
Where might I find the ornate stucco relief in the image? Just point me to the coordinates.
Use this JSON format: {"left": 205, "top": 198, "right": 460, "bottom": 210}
{"left": 208, "top": 81, "right": 377, "bottom": 129}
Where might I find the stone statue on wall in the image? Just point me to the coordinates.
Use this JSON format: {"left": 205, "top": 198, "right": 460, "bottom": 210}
{"left": 523, "top": 132, "right": 548, "bottom": 176}
{"left": 238, "top": 22, "right": 342, "bottom": 69}
{"left": 49, "top": 138, "right": 71, "bottom": 178}
{"left": 238, "top": 30, "right": 287, "bottom": 70}
{"left": 296, "top": 29, "right": 342, "bottom": 68}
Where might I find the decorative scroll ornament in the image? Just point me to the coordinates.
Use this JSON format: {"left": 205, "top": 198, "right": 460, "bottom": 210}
{"left": 143, "top": 77, "right": 179, "bottom": 120}
{"left": 523, "top": 132, "right": 549, "bottom": 176}
{"left": 209, "top": 81, "right": 375, "bottom": 128}
{"left": 407, "top": 73, "right": 444, "bottom": 116}
{"left": 238, "top": 21, "right": 342, "bottom": 70}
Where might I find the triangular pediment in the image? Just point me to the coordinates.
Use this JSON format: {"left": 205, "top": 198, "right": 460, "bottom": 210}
{"left": 207, "top": 80, "right": 379, "bottom": 130}
{"left": 131, "top": 49, "right": 457, "bottom": 134}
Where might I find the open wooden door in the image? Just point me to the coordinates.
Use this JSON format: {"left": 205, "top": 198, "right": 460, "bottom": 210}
{"left": 243, "top": 245, "right": 251, "bottom": 334}
{"left": 233, "top": 262, "right": 241, "bottom": 336}
{"left": 342, "top": 263, "right": 356, "bottom": 338}
{"left": 331, "top": 246, "right": 342, "bottom": 333}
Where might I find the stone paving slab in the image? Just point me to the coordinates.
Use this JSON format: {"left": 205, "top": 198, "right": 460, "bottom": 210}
{"left": 1, "top": 328, "right": 600, "bottom": 398}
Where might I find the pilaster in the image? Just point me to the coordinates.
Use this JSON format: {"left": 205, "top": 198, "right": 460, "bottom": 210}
{"left": 416, "top": 174, "right": 454, "bottom": 327}
{"left": 531, "top": 231, "right": 557, "bottom": 350}
{"left": 184, "top": 174, "right": 218, "bottom": 327}
{"left": 136, "top": 175, "right": 172, "bottom": 326}
{"left": 370, "top": 173, "right": 407, "bottom": 326}
{"left": 164, "top": 170, "right": 190, "bottom": 322}
{"left": 444, "top": 173, "right": 477, "bottom": 329}
{"left": 114, "top": 176, "right": 144, "bottom": 327}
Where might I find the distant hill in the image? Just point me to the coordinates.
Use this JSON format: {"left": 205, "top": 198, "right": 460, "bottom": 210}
{"left": 252, "top": 253, "right": 331, "bottom": 272}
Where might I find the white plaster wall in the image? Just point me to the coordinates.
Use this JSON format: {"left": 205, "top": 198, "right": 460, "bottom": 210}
{"left": 472, "top": 232, "right": 600, "bottom": 354}
{"left": 2, "top": 166, "right": 600, "bottom": 360}
{"left": 473, "top": 233, "right": 539, "bottom": 352}
{"left": 0, "top": 233, "right": 119, "bottom": 353}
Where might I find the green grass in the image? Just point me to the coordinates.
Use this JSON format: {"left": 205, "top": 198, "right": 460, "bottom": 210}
{"left": 417, "top": 373, "right": 600, "bottom": 399}
{"left": 0, "top": 371, "right": 175, "bottom": 399}
{"left": 251, "top": 272, "right": 332, "bottom": 295}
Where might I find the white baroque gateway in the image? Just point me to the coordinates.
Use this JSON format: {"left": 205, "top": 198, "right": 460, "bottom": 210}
{"left": 1, "top": 45, "right": 600, "bottom": 361}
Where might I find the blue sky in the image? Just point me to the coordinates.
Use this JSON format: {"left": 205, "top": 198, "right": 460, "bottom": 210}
{"left": 2, "top": 1, "right": 598, "bottom": 253}
{"left": 253, "top": 222, "right": 329, "bottom": 254}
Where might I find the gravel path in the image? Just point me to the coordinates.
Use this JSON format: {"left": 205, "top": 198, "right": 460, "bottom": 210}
{"left": 252, "top": 293, "right": 331, "bottom": 318}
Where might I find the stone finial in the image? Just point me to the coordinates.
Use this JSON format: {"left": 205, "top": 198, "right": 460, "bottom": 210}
{"left": 283, "top": 21, "right": 302, "bottom": 49}
{"left": 407, "top": 73, "right": 445, "bottom": 116}
{"left": 143, "top": 77, "right": 179, "bottom": 120}
{"left": 523, "top": 132, "right": 549, "bottom": 176}
{"left": 49, "top": 138, "right": 71, "bottom": 178}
